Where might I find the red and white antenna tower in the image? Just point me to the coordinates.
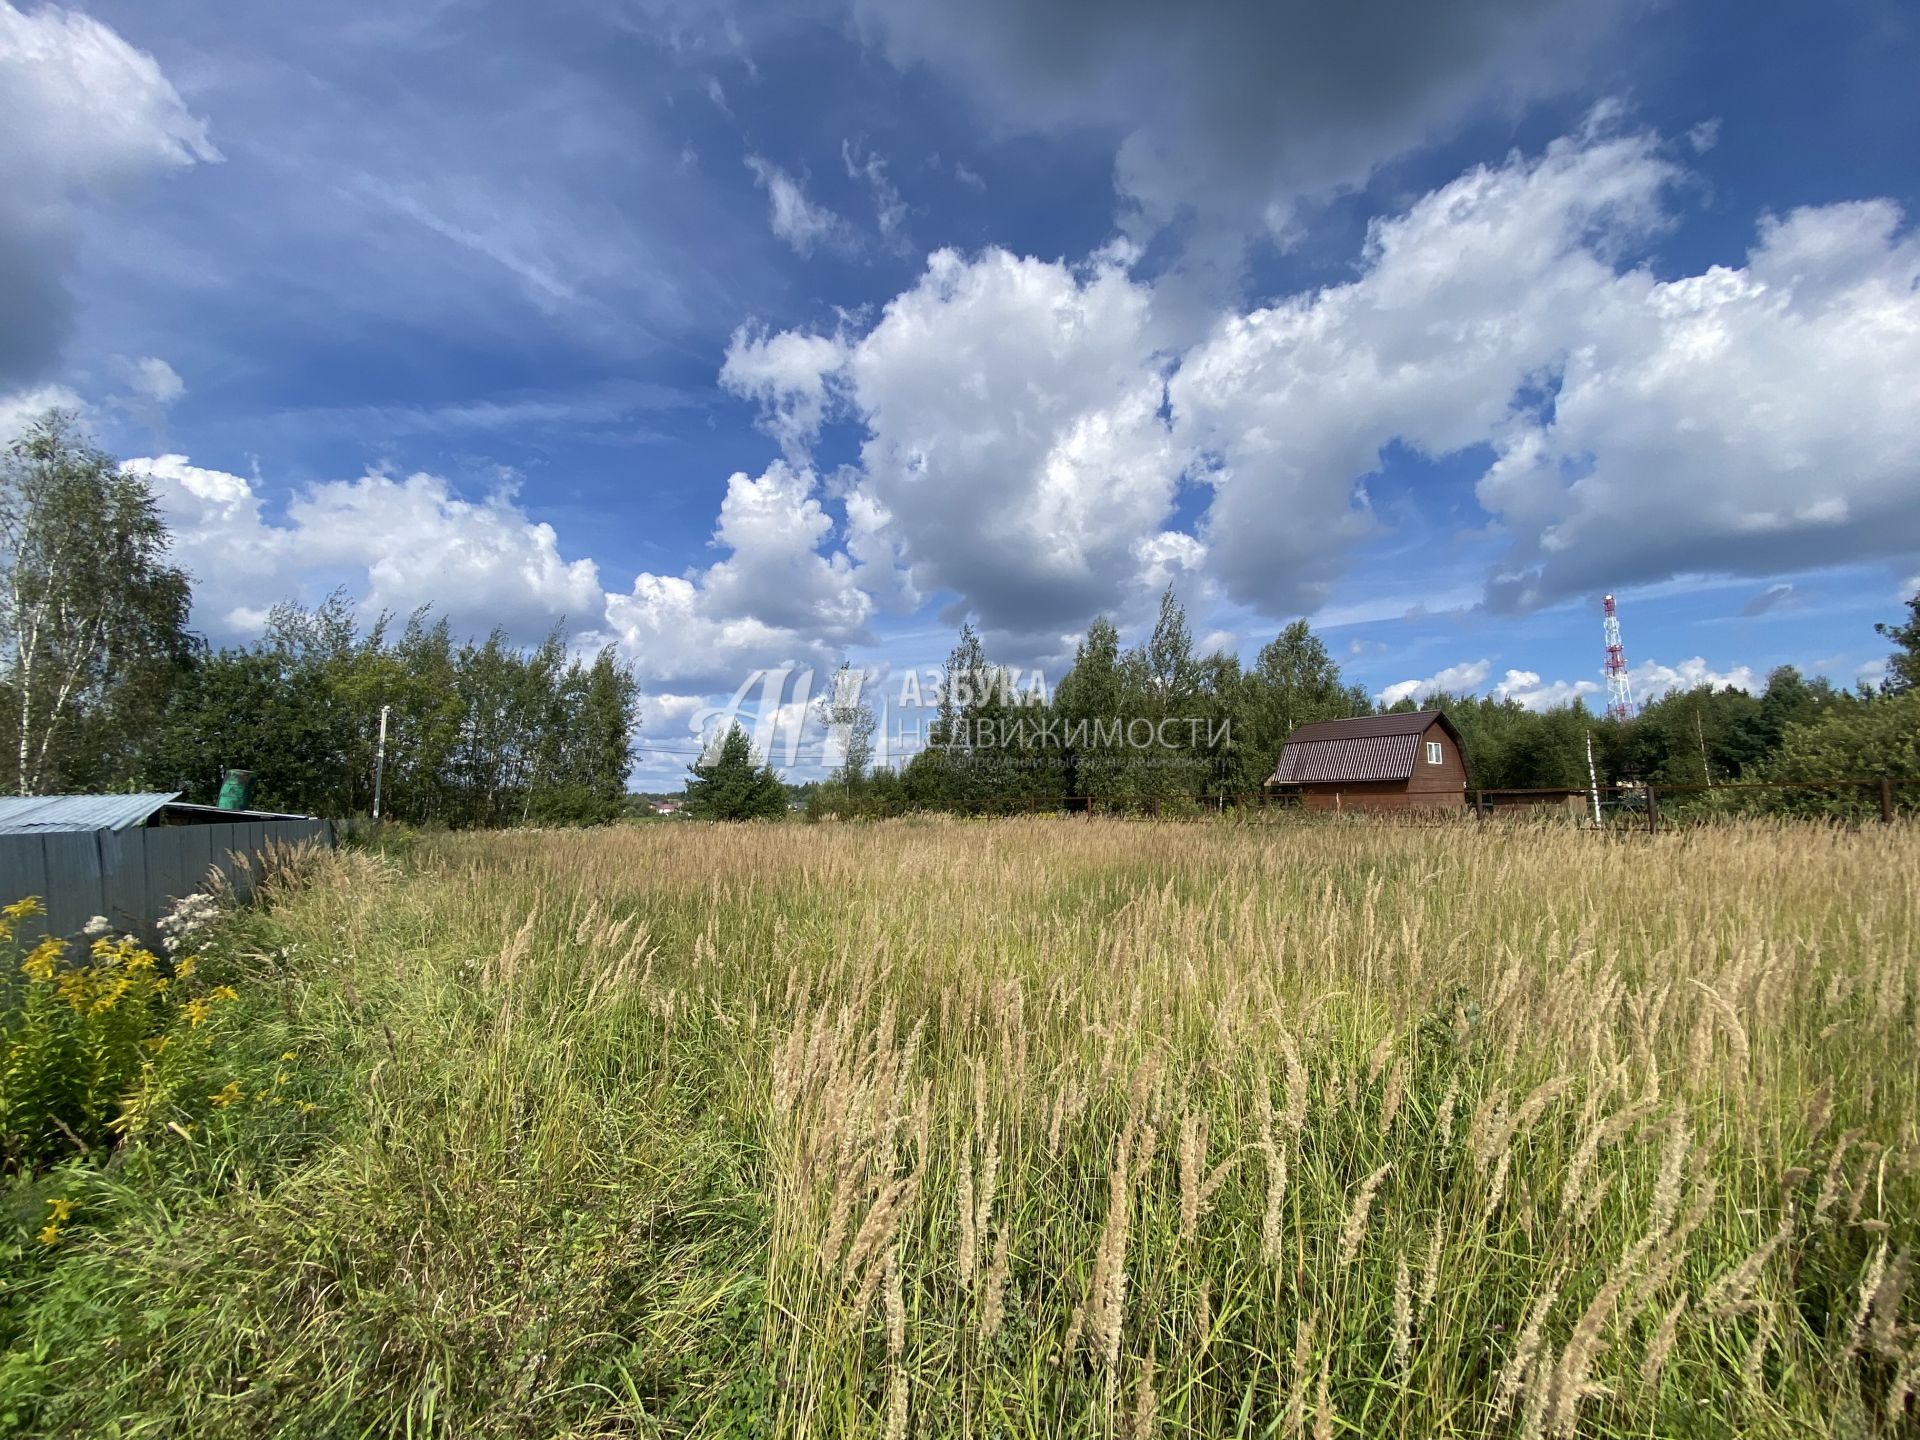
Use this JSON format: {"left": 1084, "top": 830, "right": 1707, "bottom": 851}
{"left": 1602, "top": 593, "right": 1635, "bottom": 721}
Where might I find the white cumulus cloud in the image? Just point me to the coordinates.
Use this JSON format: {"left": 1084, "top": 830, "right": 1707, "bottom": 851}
{"left": 1173, "top": 117, "right": 1678, "bottom": 616}
{"left": 1481, "top": 198, "right": 1920, "bottom": 609}
{"left": 125, "top": 455, "right": 603, "bottom": 644}
{"left": 0, "top": 382, "right": 85, "bottom": 440}
{"left": 1170, "top": 113, "right": 1920, "bottom": 618}
{"left": 703, "top": 115, "right": 1920, "bottom": 649}
{"left": 734, "top": 246, "right": 1180, "bottom": 641}
{"left": 1626, "top": 656, "right": 1758, "bottom": 699}
{"left": 720, "top": 324, "right": 848, "bottom": 460}
{"left": 1491, "top": 669, "right": 1601, "bottom": 710}
{"left": 601, "top": 460, "right": 872, "bottom": 691}
{"left": 1377, "top": 659, "right": 1492, "bottom": 706}
{"left": 0, "top": 3, "right": 218, "bottom": 382}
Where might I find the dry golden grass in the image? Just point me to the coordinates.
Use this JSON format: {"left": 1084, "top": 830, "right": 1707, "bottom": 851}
{"left": 7, "top": 814, "right": 1916, "bottom": 1438}
{"left": 329, "top": 812, "right": 1913, "bottom": 1438}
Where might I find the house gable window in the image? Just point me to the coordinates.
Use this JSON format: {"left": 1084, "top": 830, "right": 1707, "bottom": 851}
{"left": 1426, "top": 740, "right": 1443, "bottom": 765}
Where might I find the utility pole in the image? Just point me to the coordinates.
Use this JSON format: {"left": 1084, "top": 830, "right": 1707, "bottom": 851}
{"left": 1585, "top": 730, "right": 1603, "bottom": 829}
{"left": 372, "top": 704, "right": 391, "bottom": 821}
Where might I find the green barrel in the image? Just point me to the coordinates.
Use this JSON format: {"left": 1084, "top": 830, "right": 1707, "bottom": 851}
{"left": 217, "top": 769, "right": 255, "bottom": 811}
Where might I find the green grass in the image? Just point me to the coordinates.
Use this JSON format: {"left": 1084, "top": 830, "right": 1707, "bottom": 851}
{"left": 3, "top": 815, "right": 1917, "bottom": 1438}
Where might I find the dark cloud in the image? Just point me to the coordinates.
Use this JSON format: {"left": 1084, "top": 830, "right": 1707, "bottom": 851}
{"left": 850, "top": 0, "right": 1626, "bottom": 238}
{"left": 1741, "top": 582, "right": 1796, "bottom": 616}
{"left": 0, "top": 224, "right": 72, "bottom": 386}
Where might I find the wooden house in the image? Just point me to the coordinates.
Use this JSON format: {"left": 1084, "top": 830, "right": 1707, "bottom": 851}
{"left": 1265, "top": 710, "right": 1468, "bottom": 811}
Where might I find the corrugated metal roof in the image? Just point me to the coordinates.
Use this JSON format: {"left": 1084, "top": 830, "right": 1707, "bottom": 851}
{"left": 1266, "top": 709, "right": 1464, "bottom": 786}
{"left": 0, "top": 792, "right": 181, "bottom": 835}
{"left": 1269, "top": 734, "right": 1421, "bottom": 784}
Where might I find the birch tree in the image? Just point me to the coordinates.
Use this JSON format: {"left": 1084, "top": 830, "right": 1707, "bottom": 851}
{"left": 0, "top": 411, "right": 191, "bottom": 794}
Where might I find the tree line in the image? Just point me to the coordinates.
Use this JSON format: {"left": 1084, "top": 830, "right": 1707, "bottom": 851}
{"left": 779, "top": 586, "right": 1920, "bottom": 821}
{"left": 9, "top": 407, "right": 1910, "bottom": 827}
{"left": 1, "top": 413, "right": 638, "bottom": 824}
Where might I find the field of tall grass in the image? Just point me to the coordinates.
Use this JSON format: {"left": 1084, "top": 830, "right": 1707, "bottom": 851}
{"left": 3, "top": 815, "right": 1917, "bottom": 1438}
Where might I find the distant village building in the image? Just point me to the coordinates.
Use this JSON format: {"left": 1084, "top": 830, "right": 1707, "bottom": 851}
{"left": 1266, "top": 710, "right": 1468, "bottom": 811}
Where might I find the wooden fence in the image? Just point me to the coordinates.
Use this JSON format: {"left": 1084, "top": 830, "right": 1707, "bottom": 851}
{"left": 0, "top": 817, "right": 333, "bottom": 947}
{"left": 1470, "top": 776, "right": 1916, "bottom": 832}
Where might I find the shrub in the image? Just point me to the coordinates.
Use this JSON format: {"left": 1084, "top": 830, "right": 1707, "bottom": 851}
{"left": 0, "top": 898, "right": 241, "bottom": 1174}
{"left": 1760, "top": 690, "right": 1920, "bottom": 816}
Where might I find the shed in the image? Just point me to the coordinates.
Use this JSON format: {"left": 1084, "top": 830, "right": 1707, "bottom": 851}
{"left": 0, "top": 792, "right": 333, "bottom": 947}
{"left": 1266, "top": 710, "right": 1468, "bottom": 812}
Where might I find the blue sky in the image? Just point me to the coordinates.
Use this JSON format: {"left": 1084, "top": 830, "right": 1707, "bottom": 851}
{"left": 2, "top": 0, "right": 1916, "bottom": 784}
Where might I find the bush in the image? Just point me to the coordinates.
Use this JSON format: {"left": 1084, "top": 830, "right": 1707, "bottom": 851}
{"left": 0, "top": 898, "right": 243, "bottom": 1175}
{"left": 1760, "top": 690, "right": 1920, "bottom": 816}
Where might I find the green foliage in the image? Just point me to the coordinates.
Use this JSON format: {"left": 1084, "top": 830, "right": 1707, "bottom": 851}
{"left": 0, "top": 412, "right": 192, "bottom": 795}
{"left": 1413, "top": 692, "right": 1598, "bottom": 790}
{"left": 1759, "top": 689, "right": 1920, "bottom": 814}
{"left": 881, "top": 597, "right": 1914, "bottom": 819}
{"left": 815, "top": 662, "right": 877, "bottom": 810}
{"left": 0, "top": 410, "right": 639, "bottom": 828}
{"left": 1876, "top": 593, "right": 1920, "bottom": 694}
{"left": 0, "top": 900, "right": 240, "bottom": 1174}
{"left": 139, "top": 595, "right": 640, "bottom": 826}
{"left": 684, "top": 724, "right": 789, "bottom": 820}
{"left": 895, "top": 596, "right": 1371, "bottom": 816}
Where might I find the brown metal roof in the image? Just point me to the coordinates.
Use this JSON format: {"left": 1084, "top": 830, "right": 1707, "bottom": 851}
{"left": 1266, "top": 710, "right": 1461, "bottom": 786}
{"left": 1270, "top": 734, "right": 1420, "bottom": 784}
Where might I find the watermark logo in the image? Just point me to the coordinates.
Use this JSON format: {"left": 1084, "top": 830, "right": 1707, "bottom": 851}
{"left": 685, "top": 663, "right": 1228, "bottom": 771}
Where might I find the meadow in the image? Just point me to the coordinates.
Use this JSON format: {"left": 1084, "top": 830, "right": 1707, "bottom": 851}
{"left": 3, "top": 814, "right": 1917, "bottom": 1438}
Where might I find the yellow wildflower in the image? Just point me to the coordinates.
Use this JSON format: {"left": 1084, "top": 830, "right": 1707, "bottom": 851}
{"left": 182, "top": 997, "right": 212, "bottom": 1027}
{"left": 174, "top": 956, "right": 197, "bottom": 979}
{"left": 145, "top": 1034, "right": 171, "bottom": 1054}
{"left": 280, "top": 1051, "right": 297, "bottom": 1062}
{"left": 21, "top": 936, "right": 62, "bottom": 982}
{"left": 208, "top": 1080, "right": 243, "bottom": 1108}
{"left": 91, "top": 976, "right": 133, "bottom": 1014}
{"left": 296, "top": 1101, "right": 318, "bottom": 1114}
{"left": 209, "top": 984, "right": 237, "bottom": 1003}
{"left": 3, "top": 896, "right": 45, "bottom": 919}
{"left": 37, "top": 1224, "right": 60, "bottom": 1246}
{"left": 46, "top": 1197, "right": 74, "bottom": 1223}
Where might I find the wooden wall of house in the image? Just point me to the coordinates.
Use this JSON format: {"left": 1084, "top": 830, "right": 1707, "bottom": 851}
{"left": 1406, "top": 723, "right": 1469, "bottom": 799}
{"left": 1296, "top": 721, "right": 1469, "bottom": 811}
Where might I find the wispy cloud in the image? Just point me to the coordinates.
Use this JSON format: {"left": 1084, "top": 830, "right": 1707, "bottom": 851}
{"left": 745, "top": 155, "right": 857, "bottom": 257}
{"left": 844, "top": 140, "right": 907, "bottom": 249}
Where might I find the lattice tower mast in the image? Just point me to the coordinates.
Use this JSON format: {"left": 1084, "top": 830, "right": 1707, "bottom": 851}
{"left": 1602, "top": 593, "right": 1635, "bottom": 721}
